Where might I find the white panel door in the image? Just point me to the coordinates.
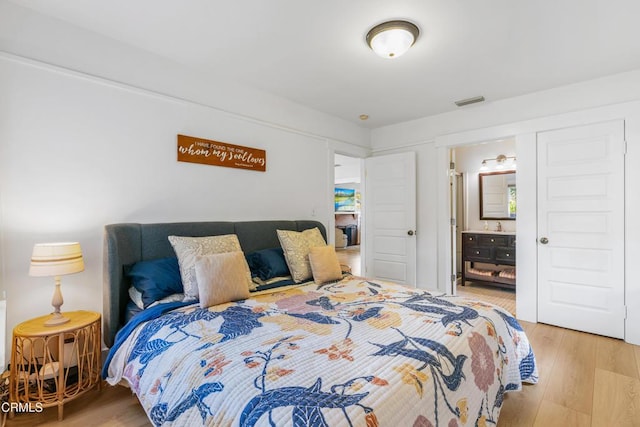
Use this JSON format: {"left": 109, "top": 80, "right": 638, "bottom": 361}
{"left": 537, "top": 120, "right": 625, "bottom": 338}
{"left": 364, "top": 152, "right": 416, "bottom": 285}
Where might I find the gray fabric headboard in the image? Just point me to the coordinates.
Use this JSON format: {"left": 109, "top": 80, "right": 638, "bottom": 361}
{"left": 103, "top": 220, "right": 326, "bottom": 347}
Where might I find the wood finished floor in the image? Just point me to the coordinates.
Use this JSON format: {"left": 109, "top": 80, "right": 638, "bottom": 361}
{"left": 7, "top": 271, "right": 639, "bottom": 425}
{"left": 456, "top": 281, "right": 516, "bottom": 316}
{"left": 336, "top": 245, "right": 361, "bottom": 276}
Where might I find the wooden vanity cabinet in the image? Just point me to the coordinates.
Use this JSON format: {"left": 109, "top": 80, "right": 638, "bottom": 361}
{"left": 461, "top": 232, "right": 515, "bottom": 289}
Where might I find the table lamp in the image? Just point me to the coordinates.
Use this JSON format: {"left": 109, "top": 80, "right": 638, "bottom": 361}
{"left": 29, "top": 242, "right": 84, "bottom": 326}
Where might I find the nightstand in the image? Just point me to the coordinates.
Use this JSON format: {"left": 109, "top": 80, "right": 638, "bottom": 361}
{"left": 9, "top": 310, "right": 101, "bottom": 421}
{"left": 0, "top": 371, "right": 9, "bottom": 427}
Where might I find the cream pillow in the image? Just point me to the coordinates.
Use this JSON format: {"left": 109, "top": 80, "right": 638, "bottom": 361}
{"left": 168, "top": 234, "right": 251, "bottom": 301}
{"left": 308, "top": 245, "right": 343, "bottom": 285}
{"left": 277, "top": 228, "right": 327, "bottom": 282}
{"left": 194, "top": 252, "right": 251, "bottom": 308}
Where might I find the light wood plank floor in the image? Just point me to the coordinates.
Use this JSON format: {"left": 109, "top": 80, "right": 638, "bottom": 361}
{"left": 7, "top": 275, "right": 639, "bottom": 426}
{"left": 456, "top": 281, "right": 516, "bottom": 316}
{"left": 336, "top": 245, "right": 361, "bottom": 276}
{"left": 458, "top": 281, "right": 640, "bottom": 427}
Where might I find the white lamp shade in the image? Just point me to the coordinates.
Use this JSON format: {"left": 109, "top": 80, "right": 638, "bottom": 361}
{"left": 29, "top": 242, "right": 84, "bottom": 277}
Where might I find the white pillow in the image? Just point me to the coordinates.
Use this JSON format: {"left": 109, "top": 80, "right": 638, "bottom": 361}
{"left": 168, "top": 234, "right": 247, "bottom": 301}
{"left": 276, "top": 228, "right": 327, "bottom": 282}
{"left": 195, "top": 252, "right": 251, "bottom": 308}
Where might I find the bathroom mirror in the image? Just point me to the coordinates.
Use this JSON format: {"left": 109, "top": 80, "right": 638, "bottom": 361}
{"left": 479, "top": 171, "right": 516, "bottom": 220}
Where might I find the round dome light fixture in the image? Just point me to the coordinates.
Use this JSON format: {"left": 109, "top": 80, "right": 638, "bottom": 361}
{"left": 366, "top": 20, "right": 419, "bottom": 59}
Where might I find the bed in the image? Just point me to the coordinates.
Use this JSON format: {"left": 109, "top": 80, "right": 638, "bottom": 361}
{"left": 103, "top": 220, "right": 537, "bottom": 426}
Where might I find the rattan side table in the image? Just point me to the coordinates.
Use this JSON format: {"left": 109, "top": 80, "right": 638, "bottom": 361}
{"left": 9, "top": 310, "right": 101, "bottom": 421}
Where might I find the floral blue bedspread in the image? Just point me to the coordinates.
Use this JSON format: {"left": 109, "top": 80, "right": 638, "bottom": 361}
{"left": 105, "top": 276, "right": 538, "bottom": 426}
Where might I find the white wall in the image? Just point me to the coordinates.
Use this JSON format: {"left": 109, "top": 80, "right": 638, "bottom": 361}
{"left": 372, "top": 79, "right": 640, "bottom": 343}
{"left": 0, "top": 52, "right": 370, "bottom": 360}
{"left": 0, "top": 3, "right": 374, "bottom": 363}
{"left": 3, "top": 0, "right": 640, "bottom": 350}
{"left": 0, "top": 300, "right": 5, "bottom": 371}
{"left": 372, "top": 69, "right": 640, "bottom": 151}
{"left": 0, "top": 2, "right": 370, "bottom": 150}
{"left": 454, "top": 139, "right": 516, "bottom": 233}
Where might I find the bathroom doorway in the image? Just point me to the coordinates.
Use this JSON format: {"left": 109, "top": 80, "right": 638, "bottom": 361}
{"left": 451, "top": 139, "right": 517, "bottom": 315}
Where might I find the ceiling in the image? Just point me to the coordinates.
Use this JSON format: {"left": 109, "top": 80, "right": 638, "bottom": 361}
{"left": 335, "top": 154, "right": 361, "bottom": 184}
{"left": 11, "top": 0, "right": 640, "bottom": 128}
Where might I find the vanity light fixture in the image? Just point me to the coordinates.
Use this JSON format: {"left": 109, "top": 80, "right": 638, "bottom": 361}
{"left": 480, "top": 154, "right": 516, "bottom": 171}
{"left": 366, "top": 20, "right": 419, "bottom": 59}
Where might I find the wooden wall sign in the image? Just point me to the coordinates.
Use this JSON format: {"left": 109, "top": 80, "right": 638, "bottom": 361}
{"left": 177, "top": 134, "right": 266, "bottom": 172}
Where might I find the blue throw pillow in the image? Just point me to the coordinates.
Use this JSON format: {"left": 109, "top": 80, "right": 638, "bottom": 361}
{"left": 127, "top": 257, "right": 183, "bottom": 308}
{"left": 245, "top": 248, "right": 290, "bottom": 281}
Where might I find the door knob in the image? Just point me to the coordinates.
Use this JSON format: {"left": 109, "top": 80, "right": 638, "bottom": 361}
{"left": 407, "top": 230, "right": 415, "bottom": 236}
{"left": 539, "top": 237, "right": 549, "bottom": 244}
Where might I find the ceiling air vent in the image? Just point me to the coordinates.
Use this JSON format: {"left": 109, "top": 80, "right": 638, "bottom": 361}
{"left": 455, "top": 96, "right": 485, "bottom": 107}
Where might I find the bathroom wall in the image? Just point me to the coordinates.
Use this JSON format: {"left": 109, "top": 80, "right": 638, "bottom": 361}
{"left": 453, "top": 139, "right": 517, "bottom": 233}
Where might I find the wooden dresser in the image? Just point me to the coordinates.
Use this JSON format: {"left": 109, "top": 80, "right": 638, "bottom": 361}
{"left": 461, "top": 231, "right": 516, "bottom": 289}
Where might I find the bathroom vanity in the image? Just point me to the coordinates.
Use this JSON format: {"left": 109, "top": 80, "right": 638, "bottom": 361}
{"left": 461, "top": 231, "right": 516, "bottom": 289}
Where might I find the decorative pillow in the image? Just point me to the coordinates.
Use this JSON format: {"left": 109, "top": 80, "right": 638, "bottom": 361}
{"left": 126, "top": 257, "right": 183, "bottom": 308}
{"left": 194, "top": 252, "right": 251, "bottom": 308}
{"left": 308, "top": 245, "right": 343, "bottom": 285}
{"left": 277, "top": 228, "right": 327, "bottom": 282}
{"left": 168, "top": 234, "right": 246, "bottom": 301}
{"left": 245, "top": 247, "right": 290, "bottom": 281}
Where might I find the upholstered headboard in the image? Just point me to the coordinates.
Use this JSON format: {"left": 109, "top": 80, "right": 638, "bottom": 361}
{"left": 103, "top": 220, "right": 326, "bottom": 347}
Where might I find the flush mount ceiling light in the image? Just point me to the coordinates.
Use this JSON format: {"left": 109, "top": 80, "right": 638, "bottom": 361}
{"left": 366, "top": 20, "right": 419, "bottom": 59}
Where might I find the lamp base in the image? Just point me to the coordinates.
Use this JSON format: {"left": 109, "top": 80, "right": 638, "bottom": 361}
{"left": 46, "top": 278, "right": 69, "bottom": 326}
{"left": 45, "top": 313, "right": 70, "bottom": 326}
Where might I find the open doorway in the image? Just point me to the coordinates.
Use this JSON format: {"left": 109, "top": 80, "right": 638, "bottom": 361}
{"left": 451, "top": 139, "right": 517, "bottom": 315}
{"left": 334, "top": 154, "right": 362, "bottom": 275}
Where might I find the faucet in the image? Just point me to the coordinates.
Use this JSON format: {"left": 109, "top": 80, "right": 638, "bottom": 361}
{"left": 495, "top": 221, "right": 502, "bottom": 232}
